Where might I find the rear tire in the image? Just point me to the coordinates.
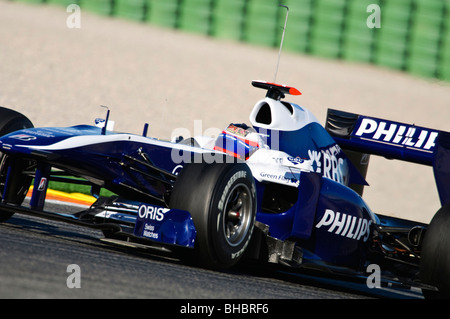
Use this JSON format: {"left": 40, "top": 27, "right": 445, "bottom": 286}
{"left": 420, "top": 203, "right": 450, "bottom": 298}
{"left": 0, "top": 107, "right": 34, "bottom": 222}
{"left": 170, "top": 160, "right": 256, "bottom": 270}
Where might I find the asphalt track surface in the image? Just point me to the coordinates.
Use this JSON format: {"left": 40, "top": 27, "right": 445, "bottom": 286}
{"left": 0, "top": 200, "right": 424, "bottom": 300}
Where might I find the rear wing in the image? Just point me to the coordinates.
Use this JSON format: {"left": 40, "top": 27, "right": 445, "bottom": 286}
{"left": 325, "top": 109, "right": 450, "bottom": 206}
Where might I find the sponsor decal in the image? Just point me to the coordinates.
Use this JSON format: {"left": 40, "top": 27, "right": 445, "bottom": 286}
{"left": 9, "top": 134, "right": 36, "bottom": 141}
{"left": 226, "top": 124, "right": 249, "bottom": 138}
{"left": 308, "top": 144, "right": 348, "bottom": 185}
{"left": 142, "top": 223, "right": 158, "bottom": 240}
{"left": 286, "top": 156, "right": 306, "bottom": 165}
{"left": 37, "top": 177, "right": 48, "bottom": 191}
{"left": 259, "top": 171, "right": 297, "bottom": 184}
{"left": 138, "top": 204, "right": 169, "bottom": 222}
{"left": 23, "top": 129, "right": 56, "bottom": 138}
{"left": 316, "top": 209, "right": 372, "bottom": 242}
{"left": 354, "top": 117, "right": 438, "bottom": 152}
{"left": 134, "top": 204, "right": 196, "bottom": 247}
{"left": 136, "top": 205, "right": 170, "bottom": 240}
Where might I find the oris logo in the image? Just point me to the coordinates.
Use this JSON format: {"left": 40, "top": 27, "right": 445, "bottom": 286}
{"left": 138, "top": 205, "right": 169, "bottom": 222}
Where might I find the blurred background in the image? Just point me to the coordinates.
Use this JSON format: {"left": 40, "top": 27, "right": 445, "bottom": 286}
{"left": 12, "top": 0, "right": 450, "bottom": 82}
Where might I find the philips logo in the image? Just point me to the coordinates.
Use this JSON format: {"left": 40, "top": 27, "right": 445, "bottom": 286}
{"left": 138, "top": 205, "right": 169, "bottom": 222}
{"left": 316, "top": 209, "right": 372, "bottom": 242}
{"left": 354, "top": 118, "right": 438, "bottom": 152}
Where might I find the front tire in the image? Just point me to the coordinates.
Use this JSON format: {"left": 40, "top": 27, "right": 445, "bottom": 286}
{"left": 0, "top": 107, "right": 34, "bottom": 222}
{"left": 170, "top": 161, "right": 256, "bottom": 270}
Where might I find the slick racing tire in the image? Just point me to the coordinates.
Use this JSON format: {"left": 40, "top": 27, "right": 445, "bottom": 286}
{"left": 420, "top": 203, "right": 450, "bottom": 298}
{"left": 0, "top": 107, "right": 34, "bottom": 222}
{"left": 170, "top": 160, "right": 256, "bottom": 270}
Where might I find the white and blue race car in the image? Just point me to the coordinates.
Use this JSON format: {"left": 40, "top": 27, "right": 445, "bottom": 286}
{"left": 0, "top": 81, "right": 448, "bottom": 298}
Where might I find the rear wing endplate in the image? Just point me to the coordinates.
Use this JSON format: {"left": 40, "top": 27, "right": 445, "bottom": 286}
{"left": 326, "top": 109, "right": 450, "bottom": 206}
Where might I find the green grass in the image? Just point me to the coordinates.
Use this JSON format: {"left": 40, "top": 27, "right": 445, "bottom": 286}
{"left": 45, "top": 179, "right": 116, "bottom": 197}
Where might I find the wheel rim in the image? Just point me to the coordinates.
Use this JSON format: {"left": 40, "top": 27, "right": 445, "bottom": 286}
{"left": 222, "top": 183, "right": 253, "bottom": 247}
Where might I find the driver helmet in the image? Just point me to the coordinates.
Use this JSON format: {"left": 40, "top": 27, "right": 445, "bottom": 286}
{"left": 214, "top": 123, "right": 266, "bottom": 160}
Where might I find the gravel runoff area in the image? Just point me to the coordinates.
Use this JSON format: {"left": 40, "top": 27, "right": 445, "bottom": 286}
{"left": 1, "top": 1, "right": 449, "bottom": 223}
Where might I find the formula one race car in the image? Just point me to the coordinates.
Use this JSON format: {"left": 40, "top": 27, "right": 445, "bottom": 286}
{"left": 0, "top": 80, "right": 449, "bottom": 298}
